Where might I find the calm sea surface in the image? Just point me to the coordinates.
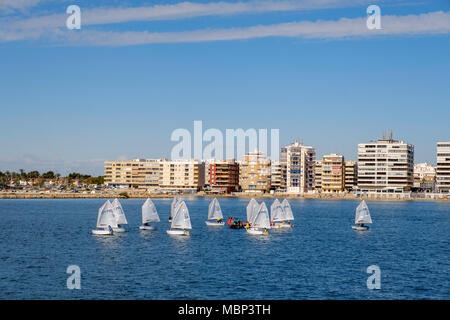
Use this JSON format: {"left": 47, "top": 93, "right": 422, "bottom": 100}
{"left": 0, "top": 198, "right": 448, "bottom": 299}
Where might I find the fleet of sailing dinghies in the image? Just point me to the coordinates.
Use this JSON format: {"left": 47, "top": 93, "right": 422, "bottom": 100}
{"left": 169, "top": 197, "right": 181, "bottom": 222}
{"left": 167, "top": 200, "right": 192, "bottom": 236}
{"left": 93, "top": 197, "right": 372, "bottom": 237}
{"left": 270, "top": 199, "right": 294, "bottom": 229}
{"left": 246, "top": 202, "right": 270, "bottom": 235}
{"left": 111, "top": 198, "right": 128, "bottom": 232}
{"left": 205, "top": 198, "right": 224, "bottom": 226}
{"left": 352, "top": 200, "right": 372, "bottom": 231}
{"left": 140, "top": 198, "right": 160, "bottom": 230}
{"left": 92, "top": 200, "right": 116, "bottom": 235}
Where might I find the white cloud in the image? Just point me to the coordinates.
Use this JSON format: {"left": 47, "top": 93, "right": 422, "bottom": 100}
{"left": 0, "top": 0, "right": 41, "bottom": 12}
{"left": 1, "top": 0, "right": 383, "bottom": 33}
{"left": 55, "top": 11, "right": 450, "bottom": 46}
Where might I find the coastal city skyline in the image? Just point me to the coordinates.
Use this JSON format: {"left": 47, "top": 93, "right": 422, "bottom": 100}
{"left": 1, "top": 0, "right": 450, "bottom": 175}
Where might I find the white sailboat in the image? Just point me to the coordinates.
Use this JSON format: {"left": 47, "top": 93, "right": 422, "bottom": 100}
{"left": 111, "top": 198, "right": 128, "bottom": 232}
{"left": 352, "top": 200, "right": 372, "bottom": 231}
{"left": 246, "top": 198, "right": 259, "bottom": 227}
{"left": 92, "top": 200, "right": 116, "bottom": 235}
{"left": 169, "top": 197, "right": 180, "bottom": 222}
{"left": 270, "top": 199, "right": 289, "bottom": 229}
{"left": 246, "top": 202, "right": 270, "bottom": 236}
{"left": 205, "top": 198, "right": 225, "bottom": 226}
{"left": 140, "top": 198, "right": 160, "bottom": 230}
{"left": 272, "top": 199, "right": 294, "bottom": 229}
{"left": 167, "top": 200, "right": 192, "bottom": 236}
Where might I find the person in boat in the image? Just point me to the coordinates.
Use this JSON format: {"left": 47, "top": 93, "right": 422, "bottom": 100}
{"left": 217, "top": 218, "right": 223, "bottom": 223}
{"left": 108, "top": 225, "right": 113, "bottom": 234}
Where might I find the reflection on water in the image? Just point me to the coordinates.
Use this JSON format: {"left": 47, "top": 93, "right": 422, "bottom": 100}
{"left": 0, "top": 198, "right": 449, "bottom": 299}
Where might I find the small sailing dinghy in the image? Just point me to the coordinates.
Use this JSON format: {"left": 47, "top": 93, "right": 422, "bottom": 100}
{"left": 111, "top": 198, "right": 128, "bottom": 232}
{"left": 246, "top": 198, "right": 259, "bottom": 227}
{"left": 352, "top": 200, "right": 372, "bottom": 231}
{"left": 140, "top": 198, "right": 160, "bottom": 230}
{"left": 270, "top": 199, "right": 290, "bottom": 229}
{"left": 167, "top": 201, "right": 192, "bottom": 236}
{"left": 92, "top": 200, "right": 116, "bottom": 235}
{"left": 169, "top": 197, "right": 180, "bottom": 222}
{"left": 246, "top": 202, "right": 270, "bottom": 236}
{"left": 205, "top": 198, "right": 225, "bottom": 226}
{"left": 272, "top": 199, "right": 294, "bottom": 229}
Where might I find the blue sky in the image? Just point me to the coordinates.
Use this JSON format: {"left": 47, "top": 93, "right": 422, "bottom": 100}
{"left": 0, "top": 0, "right": 449, "bottom": 175}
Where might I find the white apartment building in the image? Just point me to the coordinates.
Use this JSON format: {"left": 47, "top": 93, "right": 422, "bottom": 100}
{"left": 281, "top": 140, "right": 316, "bottom": 194}
{"left": 104, "top": 158, "right": 165, "bottom": 189}
{"left": 436, "top": 142, "right": 450, "bottom": 193}
{"left": 160, "top": 159, "right": 205, "bottom": 192}
{"left": 357, "top": 133, "right": 414, "bottom": 192}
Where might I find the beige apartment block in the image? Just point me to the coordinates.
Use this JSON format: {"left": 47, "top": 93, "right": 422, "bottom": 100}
{"left": 321, "top": 154, "right": 345, "bottom": 192}
{"left": 160, "top": 160, "right": 205, "bottom": 191}
{"left": 239, "top": 151, "right": 271, "bottom": 193}
{"left": 436, "top": 142, "right": 450, "bottom": 193}
{"left": 270, "top": 161, "right": 286, "bottom": 191}
{"left": 104, "top": 159, "right": 165, "bottom": 189}
{"left": 357, "top": 133, "right": 414, "bottom": 192}
{"left": 314, "top": 160, "right": 322, "bottom": 191}
{"left": 344, "top": 161, "right": 358, "bottom": 191}
{"left": 281, "top": 140, "right": 316, "bottom": 194}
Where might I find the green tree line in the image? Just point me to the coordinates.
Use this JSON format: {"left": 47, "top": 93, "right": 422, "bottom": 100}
{"left": 0, "top": 170, "right": 104, "bottom": 187}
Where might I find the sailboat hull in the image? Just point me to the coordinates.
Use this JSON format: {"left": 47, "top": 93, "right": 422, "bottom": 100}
{"left": 92, "top": 229, "right": 113, "bottom": 235}
{"left": 139, "top": 225, "right": 155, "bottom": 230}
{"left": 271, "top": 222, "right": 293, "bottom": 229}
{"left": 205, "top": 220, "right": 225, "bottom": 226}
{"left": 246, "top": 228, "right": 268, "bottom": 236}
{"left": 352, "top": 225, "right": 369, "bottom": 231}
{"left": 166, "top": 229, "right": 190, "bottom": 236}
{"left": 112, "top": 227, "right": 126, "bottom": 232}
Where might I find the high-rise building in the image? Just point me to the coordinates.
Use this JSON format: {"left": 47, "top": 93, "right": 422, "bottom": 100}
{"left": 321, "top": 154, "right": 345, "bottom": 192}
{"left": 239, "top": 150, "right": 271, "bottom": 193}
{"left": 270, "top": 161, "right": 285, "bottom": 191}
{"left": 344, "top": 161, "right": 358, "bottom": 191}
{"left": 357, "top": 132, "right": 414, "bottom": 192}
{"left": 209, "top": 159, "right": 239, "bottom": 193}
{"left": 160, "top": 159, "right": 205, "bottom": 192}
{"left": 104, "top": 159, "right": 165, "bottom": 189}
{"left": 436, "top": 142, "right": 450, "bottom": 193}
{"left": 314, "top": 160, "right": 322, "bottom": 191}
{"left": 281, "top": 140, "right": 316, "bottom": 193}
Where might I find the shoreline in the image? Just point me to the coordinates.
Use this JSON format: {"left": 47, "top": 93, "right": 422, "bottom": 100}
{"left": 1, "top": 191, "right": 448, "bottom": 202}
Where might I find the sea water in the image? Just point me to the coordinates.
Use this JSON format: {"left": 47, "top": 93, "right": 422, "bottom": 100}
{"left": 0, "top": 198, "right": 448, "bottom": 299}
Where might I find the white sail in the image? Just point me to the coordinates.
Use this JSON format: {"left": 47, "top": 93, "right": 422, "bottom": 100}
{"left": 355, "top": 201, "right": 372, "bottom": 224}
{"left": 142, "top": 199, "right": 160, "bottom": 224}
{"left": 112, "top": 198, "right": 128, "bottom": 225}
{"left": 270, "top": 199, "right": 285, "bottom": 222}
{"left": 246, "top": 198, "right": 259, "bottom": 224}
{"left": 208, "top": 198, "right": 223, "bottom": 220}
{"left": 170, "top": 201, "right": 192, "bottom": 230}
{"left": 252, "top": 202, "right": 270, "bottom": 229}
{"left": 170, "top": 197, "right": 180, "bottom": 219}
{"left": 97, "top": 201, "right": 118, "bottom": 228}
{"left": 96, "top": 201, "right": 108, "bottom": 228}
{"left": 281, "top": 199, "right": 294, "bottom": 221}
